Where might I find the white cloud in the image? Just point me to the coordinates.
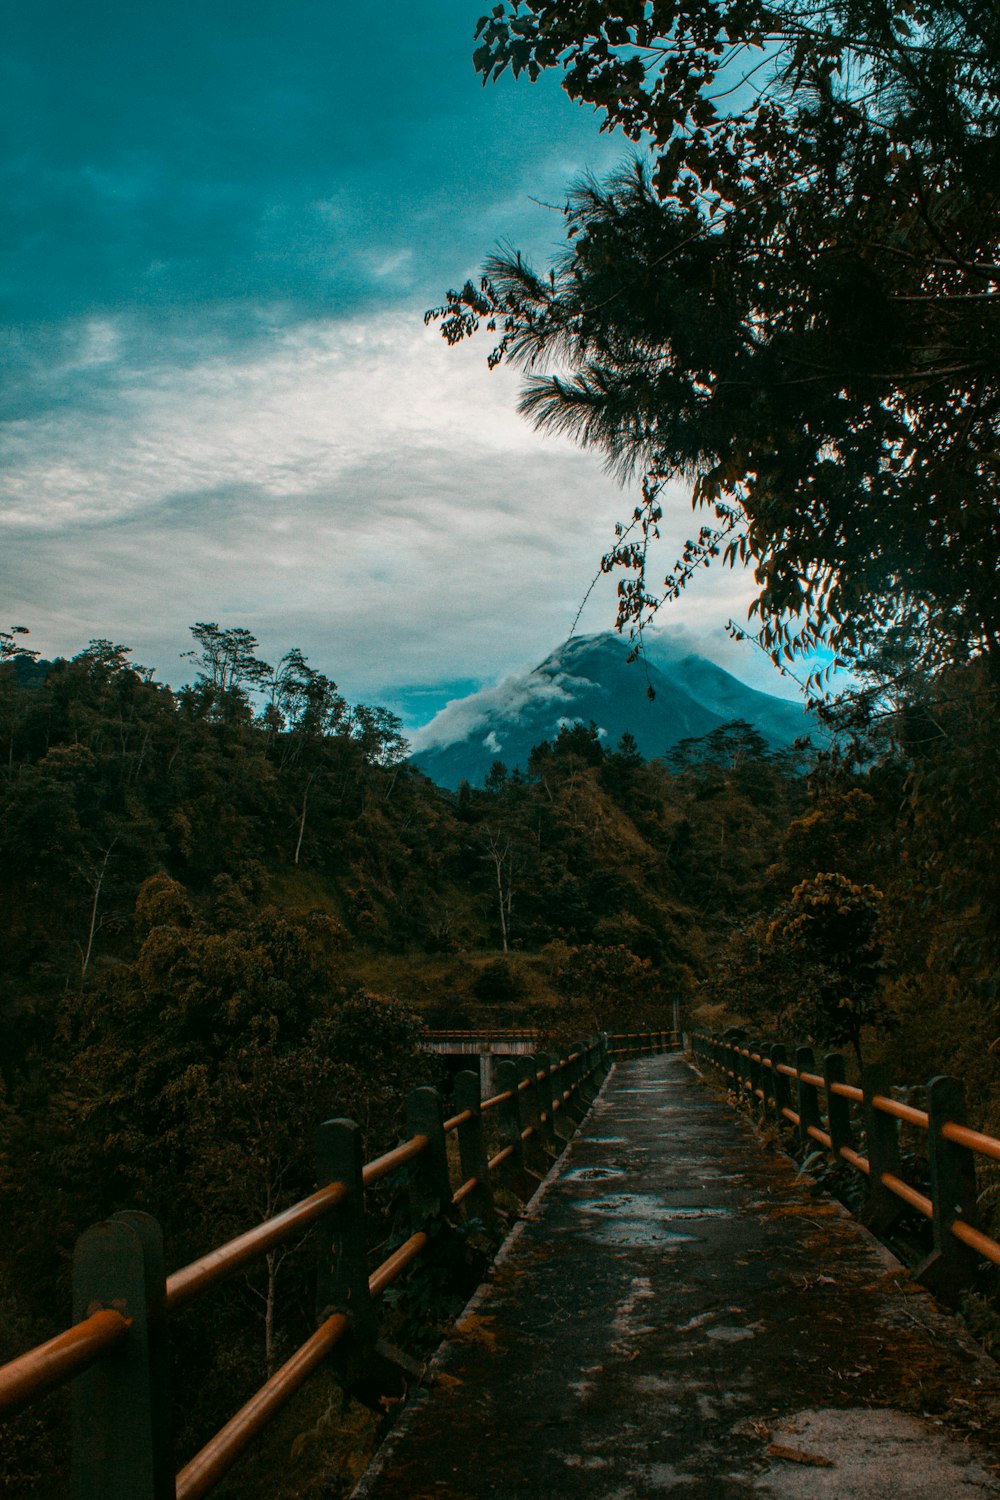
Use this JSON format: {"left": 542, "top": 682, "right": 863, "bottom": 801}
{"left": 411, "top": 666, "right": 592, "bottom": 752}
{"left": 2, "top": 308, "right": 778, "bottom": 711}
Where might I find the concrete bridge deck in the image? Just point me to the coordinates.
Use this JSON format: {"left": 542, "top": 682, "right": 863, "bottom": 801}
{"left": 354, "top": 1052, "right": 1000, "bottom": 1498}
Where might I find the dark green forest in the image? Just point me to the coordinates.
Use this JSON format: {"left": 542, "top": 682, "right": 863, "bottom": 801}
{"left": 1, "top": 615, "right": 998, "bottom": 1493}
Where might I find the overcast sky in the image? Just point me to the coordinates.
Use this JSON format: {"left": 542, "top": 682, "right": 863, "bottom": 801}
{"left": 2, "top": 0, "right": 799, "bottom": 725}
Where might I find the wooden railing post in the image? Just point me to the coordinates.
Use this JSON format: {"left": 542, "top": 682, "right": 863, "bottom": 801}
{"left": 315, "top": 1119, "right": 376, "bottom": 1345}
{"left": 861, "top": 1064, "right": 902, "bottom": 1232}
{"left": 405, "top": 1086, "right": 453, "bottom": 1228}
{"left": 744, "top": 1045, "right": 756, "bottom": 1104}
{"left": 553, "top": 1054, "right": 573, "bottom": 1139}
{"left": 564, "top": 1047, "right": 587, "bottom": 1127}
{"left": 917, "top": 1075, "right": 980, "bottom": 1292}
{"left": 597, "top": 1033, "right": 611, "bottom": 1079}
{"left": 454, "top": 1070, "right": 494, "bottom": 1224}
{"left": 740, "top": 1045, "right": 753, "bottom": 1106}
{"left": 585, "top": 1035, "right": 601, "bottom": 1089}
{"left": 517, "top": 1056, "right": 546, "bottom": 1171}
{"left": 823, "top": 1053, "right": 854, "bottom": 1157}
{"left": 536, "top": 1054, "right": 559, "bottom": 1148}
{"left": 760, "top": 1045, "right": 776, "bottom": 1121}
{"left": 747, "top": 1044, "right": 761, "bottom": 1116}
{"left": 796, "top": 1046, "right": 823, "bottom": 1153}
{"left": 494, "top": 1059, "right": 535, "bottom": 1195}
{"left": 111, "top": 1211, "right": 173, "bottom": 1495}
{"left": 770, "top": 1044, "right": 792, "bottom": 1123}
{"left": 72, "top": 1216, "right": 170, "bottom": 1500}
{"left": 577, "top": 1040, "right": 598, "bottom": 1104}
{"left": 539, "top": 1056, "right": 569, "bottom": 1146}
{"left": 560, "top": 1045, "right": 582, "bottom": 1122}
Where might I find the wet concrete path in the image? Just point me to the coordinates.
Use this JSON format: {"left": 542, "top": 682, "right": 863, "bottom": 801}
{"left": 354, "top": 1053, "right": 1000, "bottom": 1498}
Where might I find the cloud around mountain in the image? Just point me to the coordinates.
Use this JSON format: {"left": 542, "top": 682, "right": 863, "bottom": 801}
{"left": 409, "top": 664, "right": 594, "bottom": 754}
{"left": 409, "top": 632, "right": 817, "bottom": 789}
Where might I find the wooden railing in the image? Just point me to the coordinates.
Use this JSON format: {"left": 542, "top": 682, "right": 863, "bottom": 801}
{"left": 0, "top": 1035, "right": 611, "bottom": 1499}
{"left": 607, "top": 1029, "right": 680, "bottom": 1057}
{"left": 423, "top": 1028, "right": 539, "bottom": 1040}
{"left": 690, "top": 1031, "right": 1000, "bottom": 1289}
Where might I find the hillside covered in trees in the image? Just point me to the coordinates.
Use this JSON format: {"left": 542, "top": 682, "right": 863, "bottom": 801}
{"left": 1, "top": 619, "right": 998, "bottom": 1494}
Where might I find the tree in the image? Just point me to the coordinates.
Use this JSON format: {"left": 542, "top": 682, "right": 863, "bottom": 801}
{"left": 0, "top": 626, "right": 38, "bottom": 664}
{"left": 183, "top": 622, "right": 272, "bottom": 719}
{"left": 555, "top": 942, "right": 665, "bottom": 1031}
{"left": 261, "top": 649, "right": 348, "bottom": 864}
{"left": 481, "top": 826, "right": 516, "bottom": 950}
{"left": 705, "top": 872, "right": 888, "bottom": 1063}
{"left": 769, "top": 872, "right": 886, "bottom": 1064}
{"left": 433, "top": 2, "right": 1000, "bottom": 673}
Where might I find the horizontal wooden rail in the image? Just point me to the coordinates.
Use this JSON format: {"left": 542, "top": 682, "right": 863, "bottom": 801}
{"left": 952, "top": 1219, "right": 1000, "bottom": 1267}
{"left": 453, "top": 1176, "right": 479, "bottom": 1206}
{"left": 368, "top": 1232, "right": 430, "bottom": 1300}
{"left": 423, "top": 1029, "right": 538, "bottom": 1039}
{"left": 481, "top": 1087, "right": 513, "bottom": 1112}
{"left": 166, "top": 1182, "right": 348, "bottom": 1311}
{"left": 0, "top": 1309, "right": 131, "bottom": 1420}
{"left": 881, "top": 1172, "right": 934, "bottom": 1219}
{"left": 363, "top": 1133, "right": 428, "bottom": 1187}
{"left": 942, "top": 1120, "right": 1000, "bottom": 1163}
{"left": 175, "top": 1314, "right": 350, "bottom": 1500}
{"left": 607, "top": 1034, "right": 679, "bottom": 1041}
{"left": 839, "top": 1146, "right": 870, "bottom": 1175}
{"left": 872, "top": 1095, "right": 929, "bottom": 1129}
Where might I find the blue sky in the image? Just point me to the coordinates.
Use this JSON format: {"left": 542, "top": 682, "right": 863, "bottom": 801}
{"left": 2, "top": 1, "right": 799, "bottom": 724}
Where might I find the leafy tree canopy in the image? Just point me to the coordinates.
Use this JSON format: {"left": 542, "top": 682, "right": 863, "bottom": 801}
{"left": 433, "top": 2, "right": 1000, "bottom": 673}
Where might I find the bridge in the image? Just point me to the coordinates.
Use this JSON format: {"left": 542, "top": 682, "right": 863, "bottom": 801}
{"left": 357, "top": 1048, "right": 1000, "bottom": 1497}
{"left": 422, "top": 1029, "right": 677, "bottom": 1093}
{"left": 422, "top": 1028, "right": 542, "bottom": 1094}
{"left": 2, "top": 1031, "right": 1000, "bottom": 1497}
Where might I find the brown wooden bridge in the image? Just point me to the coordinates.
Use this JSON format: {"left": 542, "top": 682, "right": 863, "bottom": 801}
{"left": 3, "top": 1029, "right": 1000, "bottom": 1497}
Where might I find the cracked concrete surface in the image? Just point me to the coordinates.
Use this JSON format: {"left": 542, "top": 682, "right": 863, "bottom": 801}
{"left": 352, "top": 1054, "right": 1000, "bottom": 1499}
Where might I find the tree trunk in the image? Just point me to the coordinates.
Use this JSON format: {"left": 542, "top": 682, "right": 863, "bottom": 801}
{"left": 496, "top": 855, "right": 508, "bottom": 952}
{"left": 80, "top": 838, "right": 118, "bottom": 984}
{"left": 293, "top": 775, "right": 314, "bottom": 866}
{"left": 264, "top": 1250, "right": 277, "bottom": 1376}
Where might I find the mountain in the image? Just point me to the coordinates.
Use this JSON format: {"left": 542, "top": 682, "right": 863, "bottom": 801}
{"left": 408, "top": 633, "right": 816, "bottom": 789}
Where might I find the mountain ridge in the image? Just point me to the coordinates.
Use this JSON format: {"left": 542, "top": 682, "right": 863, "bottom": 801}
{"left": 408, "top": 632, "right": 815, "bottom": 789}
